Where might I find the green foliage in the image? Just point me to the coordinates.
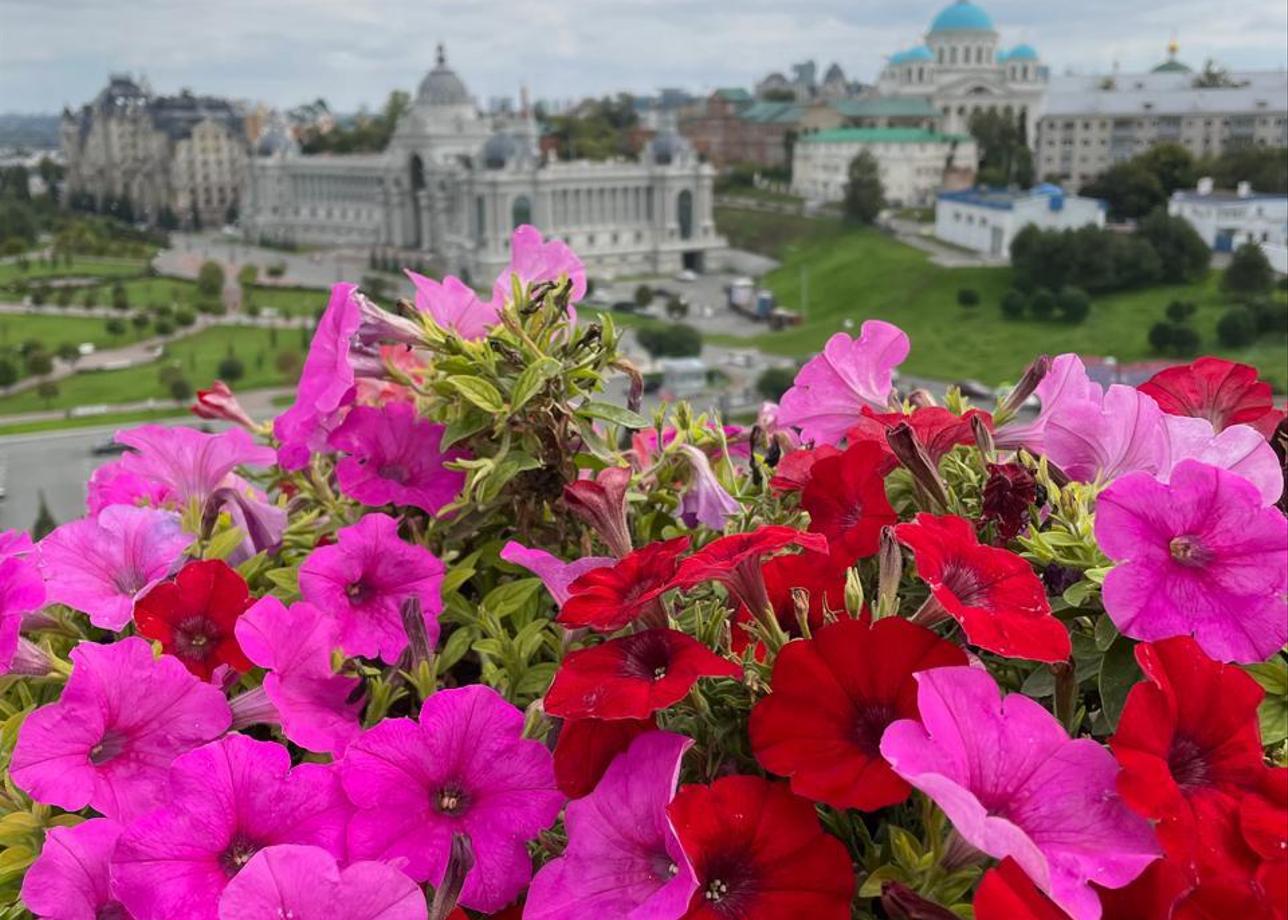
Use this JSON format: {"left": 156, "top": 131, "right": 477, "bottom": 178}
{"left": 842, "top": 150, "right": 885, "bottom": 225}
{"left": 1028, "top": 287, "right": 1056, "bottom": 320}
{"left": 1216, "top": 306, "right": 1258, "bottom": 348}
{"left": 1137, "top": 209, "right": 1210, "bottom": 283}
{"left": 31, "top": 491, "right": 56, "bottom": 540}
{"left": 1223, "top": 242, "right": 1275, "bottom": 298}
{"left": 755, "top": 365, "right": 796, "bottom": 400}
{"left": 967, "top": 109, "right": 1033, "bottom": 187}
{"left": 999, "top": 288, "right": 1025, "bottom": 319}
{"left": 542, "top": 94, "right": 641, "bottom": 161}
{"left": 167, "top": 376, "right": 193, "bottom": 403}
{"left": 1165, "top": 299, "right": 1196, "bottom": 323}
{"left": 1055, "top": 286, "right": 1091, "bottom": 324}
{"left": 1081, "top": 161, "right": 1166, "bottom": 220}
{"left": 635, "top": 322, "right": 702, "bottom": 358}
{"left": 297, "top": 91, "right": 411, "bottom": 155}
{"left": 956, "top": 288, "right": 979, "bottom": 308}
{"left": 196, "top": 260, "right": 225, "bottom": 298}
{"left": 633, "top": 284, "right": 653, "bottom": 308}
{"left": 1148, "top": 320, "right": 1174, "bottom": 352}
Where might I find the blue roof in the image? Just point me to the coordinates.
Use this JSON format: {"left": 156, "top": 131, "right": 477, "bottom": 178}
{"left": 905, "top": 45, "right": 934, "bottom": 61}
{"left": 1007, "top": 43, "right": 1038, "bottom": 60}
{"left": 929, "top": 1, "right": 994, "bottom": 32}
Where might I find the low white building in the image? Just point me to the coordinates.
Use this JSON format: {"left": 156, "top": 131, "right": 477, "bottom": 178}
{"left": 934, "top": 184, "right": 1105, "bottom": 257}
{"left": 791, "top": 127, "right": 977, "bottom": 207}
{"left": 1168, "top": 178, "right": 1288, "bottom": 273}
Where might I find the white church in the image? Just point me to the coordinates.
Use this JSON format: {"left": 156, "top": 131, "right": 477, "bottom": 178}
{"left": 241, "top": 47, "right": 724, "bottom": 284}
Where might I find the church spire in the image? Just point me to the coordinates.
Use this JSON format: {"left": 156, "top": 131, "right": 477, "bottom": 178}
{"left": 436, "top": 43, "right": 447, "bottom": 67}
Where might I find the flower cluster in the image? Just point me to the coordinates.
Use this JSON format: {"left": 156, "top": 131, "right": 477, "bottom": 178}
{"left": 2, "top": 226, "right": 1285, "bottom": 920}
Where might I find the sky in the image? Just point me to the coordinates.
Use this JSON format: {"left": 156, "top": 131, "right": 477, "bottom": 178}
{"left": 1, "top": 0, "right": 1286, "bottom": 113}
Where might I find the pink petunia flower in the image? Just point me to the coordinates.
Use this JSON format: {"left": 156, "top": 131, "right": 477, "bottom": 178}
{"left": 993, "top": 353, "right": 1101, "bottom": 452}
{"left": 524, "top": 731, "right": 698, "bottom": 919}
{"left": 1095, "top": 459, "right": 1288, "bottom": 663}
{"left": 299, "top": 513, "right": 445, "bottom": 662}
{"left": 218, "top": 844, "right": 427, "bottom": 920}
{"left": 341, "top": 684, "right": 564, "bottom": 913}
{"left": 86, "top": 459, "right": 175, "bottom": 515}
{"left": 0, "top": 530, "right": 44, "bottom": 673}
{"left": 328, "top": 402, "right": 467, "bottom": 515}
{"left": 1043, "top": 384, "right": 1170, "bottom": 484}
{"left": 776, "top": 322, "right": 910, "bottom": 446}
{"left": 406, "top": 270, "right": 498, "bottom": 340}
{"left": 110, "top": 734, "right": 351, "bottom": 920}
{"left": 273, "top": 282, "right": 362, "bottom": 470}
{"left": 677, "top": 444, "right": 741, "bottom": 532}
{"left": 192, "top": 379, "right": 258, "bottom": 430}
{"left": 492, "top": 224, "right": 588, "bottom": 311}
{"left": 20, "top": 818, "right": 131, "bottom": 920}
{"left": 11, "top": 637, "right": 231, "bottom": 822}
{"left": 38, "top": 505, "right": 190, "bottom": 630}
{"left": 234, "top": 595, "right": 363, "bottom": 755}
{"left": 1161, "top": 415, "right": 1282, "bottom": 506}
{"left": 880, "top": 666, "right": 1159, "bottom": 920}
{"left": 498, "top": 542, "right": 614, "bottom": 607}
{"left": 114, "top": 424, "right": 277, "bottom": 510}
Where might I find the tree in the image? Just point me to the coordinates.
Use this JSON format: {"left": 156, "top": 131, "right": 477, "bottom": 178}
{"left": 967, "top": 110, "right": 1031, "bottom": 187}
{"left": 842, "top": 151, "right": 884, "bottom": 224}
{"left": 634, "top": 284, "right": 654, "bottom": 309}
{"left": 111, "top": 281, "right": 129, "bottom": 311}
{"left": 238, "top": 264, "right": 259, "bottom": 287}
{"left": 197, "top": 260, "right": 225, "bottom": 298}
{"left": 217, "top": 356, "right": 246, "bottom": 382}
{"left": 31, "top": 491, "right": 57, "bottom": 540}
{"left": 81, "top": 287, "right": 98, "bottom": 309}
{"left": 957, "top": 288, "right": 980, "bottom": 308}
{"left": 30, "top": 284, "right": 47, "bottom": 306}
{"left": 36, "top": 379, "right": 59, "bottom": 407}
{"left": 635, "top": 323, "right": 702, "bottom": 358}
{"left": 1200, "top": 146, "right": 1288, "bottom": 194}
{"left": 756, "top": 366, "right": 796, "bottom": 401}
{"left": 1165, "top": 300, "right": 1197, "bottom": 323}
{"left": 175, "top": 308, "right": 196, "bottom": 327}
{"left": 1137, "top": 209, "right": 1209, "bottom": 283}
{"left": 1056, "top": 286, "right": 1091, "bottom": 324}
{"left": 1081, "top": 162, "right": 1166, "bottom": 221}
{"left": 55, "top": 285, "right": 74, "bottom": 308}
{"left": 1222, "top": 242, "right": 1274, "bottom": 299}
{"left": 0, "top": 358, "right": 17, "bottom": 387}
{"left": 665, "top": 296, "right": 689, "bottom": 319}
{"left": 105, "top": 317, "right": 127, "bottom": 339}
{"left": 1216, "top": 307, "right": 1258, "bottom": 348}
{"left": 155, "top": 319, "right": 175, "bottom": 336}
{"left": 168, "top": 376, "right": 193, "bottom": 403}
{"left": 131, "top": 312, "right": 151, "bottom": 334}
{"left": 1000, "top": 289, "right": 1026, "bottom": 319}
{"left": 1136, "top": 143, "right": 1197, "bottom": 195}
{"left": 1148, "top": 321, "right": 1174, "bottom": 352}
{"left": 1170, "top": 324, "right": 1200, "bottom": 357}
{"left": 56, "top": 342, "right": 80, "bottom": 364}
{"left": 25, "top": 351, "right": 53, "bottom": 376}
{"left": 1028, "top": 288, "right": 1056, "bottom": 320}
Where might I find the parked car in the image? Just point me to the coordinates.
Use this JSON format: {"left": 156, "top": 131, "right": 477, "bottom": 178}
{"left": 674, "top": 269, "right": 697, "bottom": 282}
{"left": 90, "top": 438, "right": 128, "bottom": 456}
{"left": 955, "top": 379, "right": 993, "bottom": 400}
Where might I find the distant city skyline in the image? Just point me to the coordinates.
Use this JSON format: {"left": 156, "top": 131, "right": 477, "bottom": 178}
{"left": 2, "top": 0, "right": 1286, "bottom": 114}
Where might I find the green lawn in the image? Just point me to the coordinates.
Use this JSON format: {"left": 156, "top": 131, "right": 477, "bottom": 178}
{"left": 717, "top": 223, "right": 1287, "bottom": 388}
{"left": 0, "top": 325, "right": 306, "bottom": 415}
{"left": 110, "top": 277, "right": 201, "bottom": 308}
{"left": 0, "top": 256, "right": 149, "bottom": 285}
{"left": 245, "top": 284, "right": 330, "bottom": 317}
{"left": 0, "top": 313, "right": 157, "bottom": 351}
{"left": 714, "top": 206, "right": 843, "bottom": 260}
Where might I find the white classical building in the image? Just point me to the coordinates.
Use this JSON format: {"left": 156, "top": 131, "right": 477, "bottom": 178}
{"left": 792, "top": 127, "right": 977, "bottom": 206}
{"left": 935, "top": 184, "right": 1106, "bottom": 257}
{"left": 875, "top": 1, "right": 1048, "bottom": 141}
{"left": 1168, "top": 178, "right": 1288, "bottom": 273}
{"left": 242, "top": 48, "right": 724, "bottom": 282}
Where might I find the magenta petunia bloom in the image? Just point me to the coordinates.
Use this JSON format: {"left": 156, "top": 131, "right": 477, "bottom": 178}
{"left": 407, "top": 269, "right": 498, "bottom": 340}
{"left": 87, "top": 458, "right": 175, "bottom": 515}
{"left": 38, "top": 505, "right": 190, "bottom": 631}
{"left": 274, "top": 282, "right": 362, "bottom": 471}
{"left": 525, "top": 731, "right": 697, "bottom": 919}
{"left": 218, "top": 844, "right": 427, "bottom": 920}
{"left": 492, "top": 224, "right": 588, "bottom": 311}
{"left": 111, "top": 734, "right": 351, "bottom": 920}
{"left": 776, "top": 322, "right": 909, "bottom": 445}
{"left": 1161, "top": 414, "right": 1282, "bottom": 506}
{"left": 677, "top": 444, "right": 740, "bottom": 532}
{"left": 341, "top": 684, "right": 564, "bottom": 913}
{"left": 299, "top": 513, "right": 446, "bottom": 662}
{"left": 994, "top": 353, "right": 1101, "bottom": 452}
{"left": 235, "top": 595, "right": 363, "bottom": 755}
{"left": 115, "top": 424, "right": 277, "bottom": 509}
{"left": 880, "top": 666, "right": 1158, "bottom": 920}
{"left": 0, "top": 532, "right": 44, "bottom": 673}
{"left": 328, "top": 402, "right": 468, "bottom": 515}
{"left": 1043, "top": 384, "right": 1169, "bottom": 484}
{"left": 1095, "top": 459, "right": 1288, "bottom": 663}
{"left": 11, "top": 637, "right": 231, "bottom": 822}
{"left": 498, "top": 542, "right": 613, "bottom": 607}
{"left": 20, "top": 818, "right": 131, "bottom": 920}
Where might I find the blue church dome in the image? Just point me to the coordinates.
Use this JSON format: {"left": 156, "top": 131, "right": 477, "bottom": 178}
{"left": 905, "top": 46, "right": 935, "bottom": 61}
{"left": 1007, "top": 43, "right": 1038, "bottom": 60}
{"left": 929, "top": 1, "right": 995, "bottom": 32}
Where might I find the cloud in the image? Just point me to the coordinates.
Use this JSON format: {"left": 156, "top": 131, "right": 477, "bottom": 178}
{"left": 0, "top": 0, "right": 1284, "bottom": 113}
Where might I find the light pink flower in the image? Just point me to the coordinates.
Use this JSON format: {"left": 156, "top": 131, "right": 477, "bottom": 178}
{"left": 341, "top": 684, "right": 564, "bottom": 913}
{"left": 111, "top": 734, "right": 350, "bottom": 920}
{"left": 87, "top": 459, "right": 174, "bottom": 515}
{"left": 1095, "top": 459, "right": 1288, "bottom": 662}
{"left": 38, "top": 506, "right": 190, "bottom": 630}
{"left": 218, "top": 844, "right": 426, "bottom": 920}
{"left": 235, "top": 596, "right": 363, "bottom": 755}
{"left": 328, "top": 402, "right": 467, "bottom": 515}
{"left": 1043, "top": 384, "right": 1169, "bottom": 484}
{"left": 192, "top": 380, "right": 257, "bottom": 430}
{"left": 406, "top": 270, "right": 498, "bottom": 340}
{"left": 525, "top": 731, "right": 698, "bottom": 919}
{"left": 677, "top": 444, "right": 740, "bottom": 532}
{"left": 11, "top": 637, "right": 231, "bottom": 822}
{"left": 20, "top": 818, "right": 131, "bottom": 920}
{"left": 1160, "top": 415, "right": 1282, "bottom": 506}
{"left": 776, "top": 322, "right": 909, "bottom": 445}
{"left": 498, "top": 542, "right": 614, "bottom": 607}
{"left": 994, "top": 353, "right": 1101, "bottom": 452}
{"left": 298, "top": 513, "right": 445, "bottom": 662}
{"left": 274, "top": 282, "right": 362, "bottom": 470}
{"left": 492, "top": 224, "right": 587, "bottom": 312}
{"left": 115, "top": 424, "right": 276, "bottom": 509}
{"left": 880, "top": 666, "right": 1159, "bottom": 920}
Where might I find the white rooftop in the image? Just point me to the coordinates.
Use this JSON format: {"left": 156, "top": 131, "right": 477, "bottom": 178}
{"left": 1042, "top": 69, "right": 1288, "bottom": 117}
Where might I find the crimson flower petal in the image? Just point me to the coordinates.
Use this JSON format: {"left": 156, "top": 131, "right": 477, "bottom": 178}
{"left": 134, "top": 559, "right": 255, "bottom": 681}
{"left": 800, "top": 441, "right": 897, "bottom": 565}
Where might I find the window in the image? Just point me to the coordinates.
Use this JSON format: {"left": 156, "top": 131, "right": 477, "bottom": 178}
{"left": 677, "top": 190, "right": 693, "bottom": 240}
{"left": 511, "top": 195, "right": 531, "bottom": 229}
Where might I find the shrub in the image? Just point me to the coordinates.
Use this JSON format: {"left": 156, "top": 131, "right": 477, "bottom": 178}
{"left": 1170, "top": 324, "right": 1200, "bottom": 356}
{"left": 1137, "top": 209, "right": 1210, "bottom": 283}
{"left": 1216, "top": 307, "right": 1257, "bottom": 348}
{"left": 665, "top": 297, "right": 689, "bottom": 320}
{"left": 1165, "top": 300, "right": 1197, "bottom": 323}
{"left": 104, "top": 318, "right": 126, "bottom": 338}
{"left": 174, "top": 308, "right": 196, "bottom": 327}
{"left": 1028, "top": 288, "right": 1056, "bottom": 320}
{"left": 1249, "top": 299, "right": 1288, "bottom": 337}
{"left": 217, "top": 356, "right": 246, "bottom": 382}
{"left": 111, "top": 281, "right": 129, "bottom": 311}
{"left": 1222, "top": 242, "right": 1274, "bottom": 299}
{"left": 1148, "top": 322, "right": 1174, "bottom": 352}
{"left": 999, "top": 289, "right": 1026, "bottom": 319}
{"left": 1055, "top": 286, "right": 1090, "bottom": 324}
{"left": 168, "top": 376, "right": 193, "bottom": 403}
{"left": 756, "top": 366, "right": 796, "bottom": 401}
{"left": 197, "top": 260, "right": 225, "bottom": 298}
{"left": 633, "top": 284, "right": 654, "bottom": 309}
{"left": 957, "top": 288, "right": 980, "bottom": 308}
{"left": 636, "top": 323, "right": 702, "bottom": 358}
{"left": 0, "top": 359, "right": 16, "bottom": 387}
{"left": 154, "top": 319, "right": 174, "bottom": 336}
{"left": 25, "top": 351, "right": 53, "bottom": 376}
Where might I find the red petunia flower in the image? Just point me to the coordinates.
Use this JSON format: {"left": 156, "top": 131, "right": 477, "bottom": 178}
{"left": 846, "top": 406, "right": 992, "bottom": 463}
{"left": 800, "top": 441, "right": 898, "bottom": 565}
{"left": 551, "top": 715, "right": 655, "bottom": 799}
{"left": 973, "top": 858, "right": 1070, "bottom": 920}
{"left": 976, "top": 857, "right": 1193, "bottom": 920}
{"left": 558, "top": 536, "right": 690, "bottom": 631}
{"left": 1110, "top": 636, "right": 1269, "bottom": 861}
{"left": 545, "top": 628, "right": 741, "bottom": 720}
{"left": 980, "top": 462, "right": 1040, "bottom": 541}
{"left": 768, "top": 444, "right": 841, "bottom": 493}
{"left": 563, "top": 466, "right": 633, "bottom": 557}
{"left": 132, "top": 559, "right": 255, "bottom": 681}
{"left": 894, "top": 513, "right": 1070, "bottom": 663}
{"left": 730, "top": 551, "right": 847, "bottom": 658}
{"left": 1139, "top": 357, "right": 1284, "bottom": 438}
{"left": 668, "top": 774, "right": 854, "bottom": 920}
{"left": 749, "top": 617, "right": 966, "bottom": 811}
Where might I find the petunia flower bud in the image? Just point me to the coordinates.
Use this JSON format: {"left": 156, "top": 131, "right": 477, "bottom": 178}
{"left": 563, "top": 466, "right": 634, "bottom": 557}
{"left": 399, "top": 596, "right": 434, "bottom": 671}
{"left": 874, "top": 526, "right": 902, "bottom": 619}
{"left": 996, "top": 354, "right": 1052, "bottom": 422}
{"left": 190, "top": 380, "right": 257, "bottom": 430}
{"left": 881, "top": 881, "right": 959, "bottom": 920}
{"left": 885, "top": 422, "right": 950, "bottom": 512}
{"left": 429, "top": 832, "right": 475, "bottom": 920}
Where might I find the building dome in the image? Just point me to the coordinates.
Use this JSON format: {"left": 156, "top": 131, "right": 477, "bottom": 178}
{"left": 416, "top": 44, "right": 471, "bottom": 106}
{"left": 647, "top": 129, "right": 693, "bottom": 165}
{"left": 929, "top": 1, "right": 995, "bottom": 33}
{"left": 905, "top": 45, "right": 935, "bottom": 61}
{"left": 1152, "top": 58, "right": 1192, "bottom": 73}
{"left": 254, "top": 119, "right": 297, "bottom": 157}
{"left": 1007, "top": 43, "right": 1038, "bottom": 60}
{"left": 481, "top": 132, "right": 523, "bottom": 169}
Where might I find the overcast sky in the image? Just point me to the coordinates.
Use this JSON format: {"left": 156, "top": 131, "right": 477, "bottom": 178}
{"left": 1, "top": 0, "right": 1285, "bottom": 113}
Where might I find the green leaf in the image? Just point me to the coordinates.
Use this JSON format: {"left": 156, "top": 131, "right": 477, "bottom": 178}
{"left": 858, "top": 865, "right": 903, "bottom": 899}
{"left": 446, "top": 376, "right": 506, "bottom": 413}
{"left": 578, "top": 400, "right": 648, "bottom": 429}
{"left": 887, "top": 825, "right": 923, "bottom": 872}
{"left": 1098, "top": 636, "right": 1142, "bottom": 732}
{"left": 1246, "top": 658, "right": 1288, "bottom": 695}
{"left": 1093, "top": 614, "right": 1119, "bottom": 651}
{"left": 1061, "top": 578, "right": 1099, "bottom": 609}
{"left": 510, "top": 357, "right": 562, "bottom": 412}
{"left": 1247, "top": 658, "right": 1288, "bottom": 745}
{"left": 203, "top": 526, "right": 247, "bottom": 562}
{"left": 440, "top": 410, "right": 492, "bottom": 448}
{"left": 481, "top": 579, "right": 543, "bottom": 618}
{"left": 263, "top": 566, "right": 300, "bottom": 598}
